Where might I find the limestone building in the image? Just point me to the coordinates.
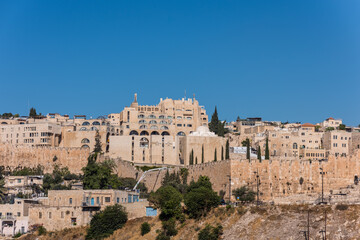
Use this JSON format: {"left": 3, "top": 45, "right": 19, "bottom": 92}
{"left": 110, "top": 94, "right": 208, "bottom": 137}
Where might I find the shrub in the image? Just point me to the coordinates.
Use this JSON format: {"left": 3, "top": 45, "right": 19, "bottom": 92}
{"left": 141, "top": 222, "right": 151, "bottom": 236}
{"left": 149, "top": 186, "right": 183, "bottom": 220}
{"left": 13, "top": 232, "right": 22, "bottom": 238}
{"left": 86, "top": 204, "right": 128, "bottom": 240}
{"left": 184, "top": 176, "right": 220, "bottom": 219}
{"left": 198, "top": 224, "right": 223, "bottom": 240}
{"left": 335, "top": 204, "right": 348, "bottom": 211}
{"left": 38, "top": 226, "right": 47, "bottom": 236}
{"left": 232, "top": 186, "right": 255, "bottom": 203}
{"left": 162, "top": 218, "right": 178, "bottom": 236}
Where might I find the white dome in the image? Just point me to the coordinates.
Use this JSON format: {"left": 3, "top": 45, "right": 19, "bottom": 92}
{"left": 196, "top": 126, "right": 210, "bottom": 133}
{"left": 190, "top": 126, "right": 216, "bottom": 137}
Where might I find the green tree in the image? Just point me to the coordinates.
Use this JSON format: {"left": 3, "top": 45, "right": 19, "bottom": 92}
{"left": 232, "top": 186, "right": 255, "bottom": 203}
{"left": 29, "top": 107, "right": 37, "bottom": 118}
{"left": 209, "top": 107, "right": 219, "bottom": 134}
{"left": 185, "top": 176, "right": 220, "bottom": 219}
{"left": 246, "top": 138, "right": 250, "bottom": 161}
{"left": 265, "top": 138, "right": 270, "bottom": 160}
{"left": 208, "top": 107, "right": 226, "bottom": 137}
{"left": 149, "top": 185, "right": 183, "bottom": 220}
{"left": 326, "top": 127, "right": 335, "bottom": 132}
{"left": 198, "top": 224, "right": 223, "bottom": 240}
{"left": 257, "top": 146, "right": 262, "bottom": 162}
{"left": 202, "top": 145, "right": 204, "bottom": 163}
{"left": 338, "top": 124, "right": 346, "bottom": 130}
{"left": 86, "top": 204, "right": 127, "bottom": 240}
{"left": 93, "top": 131, "right": 102, "bottom": 153}
{"left": 82, "top": 155, "right": 121, "bottom": 190}
{"left": 214, "top": 148, "right": 217, "bottom": 162}
{"left": 141, "top": 222, "right": 151, "bottom": 236}
{"left": 225, "top": 140, "right": 229, "bottom": 160}
{"left": 189, "top": 149, "right": 194, "bottom": 165}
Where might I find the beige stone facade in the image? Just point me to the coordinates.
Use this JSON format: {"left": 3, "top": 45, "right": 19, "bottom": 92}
{"left": 29, "top": 189, "right": 149, "bottom": 231}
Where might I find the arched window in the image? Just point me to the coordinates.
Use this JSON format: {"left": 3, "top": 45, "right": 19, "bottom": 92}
{"left": 139, "top": 120, "right": 147, "bottom": 124}
{"left": 149, "top": 115, "right": 156, "bottom": 119}
{"left": 81, "top": 144, "right": 90, "bottom": 149}
{"left": 151, "top": 131, "right": 160, "bottom": 135}
{"left": 160, "top": 120, "right": 167, "bottom": 125}
{"left": 129, "top": 130, "right": 139, "bottom": 135}
{"left": 82, "top": 122, "right": 90, "bottom": 126}
{"left": 140, "top": 137, "right": 149, "bottom": 148}
{"left": 160, "top": 126, "right": 169, "bottom": 130}
{"left": 150, "top": 125, "right": 158, "bottom": 130}
{"left": 140, "top": 131, "right": 149, "bottom": 136}
{"left": 177, "top": 116, "right": 182, "bottom": 119}
{"left": 120, "top": 130, "right": 124, "bottom": 135}
{"left": 111, "top": 128, "right": 115, "bottom": 132}
{"left": 92, "top": 121, "right": 100, "bottom": 125}
{"left": 140, "top": 125, "right": 147, "bottom": 129}
{"left": 293, "top": 143, "right": 298, "bottom": 149}
{"left": 79, "top": 127, "right": 87, "bottom": 131}
{"left": 138, "top": 114, "right": 145, "bottom": 119}
{"left": 159, "top": 115, "right": 165, "bottom": 119}
{"left": 90, "top": 127, "right": 98, "bottom": 131}
{"left": 161, "top": 131, "right": 170, "bottom": 136}
{"left": 81, "top": 138, "right": 90, "bottom": 143}
{"left": 1, "top": 122, "right": 8, "bottom": 125}
{"left": 177, "top": 131, "right": 185, "bottom": 136}
{"left": 149, "top": 120, "right": 157, "bottom": 124}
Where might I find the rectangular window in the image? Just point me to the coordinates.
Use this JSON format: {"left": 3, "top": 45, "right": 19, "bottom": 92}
{"left": 105, "top": 197, "right": 111, "bottom": 203}
{"left": 39, "top": 212, "right": 42, "bottom": 219}
{"left": 49, "top": 212, "right": 52, "bottom": 219}
{"left": 117, "top": 197, "right": 119, "bottom": 203}
{"left": 17, "top": 212, "right": 21, "bottom": 217}
{"left": 96, "top": 197, "right": 100, "bottom": 204}
{"left": 69, "top": 198, "right": 72, "bottom": 205}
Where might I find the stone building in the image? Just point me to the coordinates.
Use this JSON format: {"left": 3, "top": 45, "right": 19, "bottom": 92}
{"left": 323, "top": 130, "right": 352, "bottom": 157}
{"left": 320, "top": 117, "right": 342, "bottom": 129}
{"left": 29, "top": 189, "right": 149, "bottom": 231}
{"left": 111, "top": 94, "right": 208, "bottom": 137}
{"left": 108, "top": 126, "right": 227, "bottom": 166}
{"left": 0, "top": 198, "right": 35, "bottom": 236}
{"left": 4, "top": 175, "right": 43, "bottom": 195}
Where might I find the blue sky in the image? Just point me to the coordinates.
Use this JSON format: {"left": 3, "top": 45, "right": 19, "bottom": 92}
{"left": 0, "top": 1, "right": 359, "bottom": 125}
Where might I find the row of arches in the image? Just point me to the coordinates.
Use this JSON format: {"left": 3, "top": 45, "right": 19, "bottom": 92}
{"left": 139, "top": 125, "right": 169, "bottom": 130}
{"left": 79, "top": 127, "right": 98, "bottom": 131}
{"left": 129, "top": 130, "right": 185, "bottom": 136}
{"left": 138, "top": 120, "right": 168, "bottom": 125}
{"left": 82, "top": 121, "right": 109, "bottom": 126}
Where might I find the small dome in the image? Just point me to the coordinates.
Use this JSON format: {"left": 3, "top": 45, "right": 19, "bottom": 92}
{"left": 196, "top": 126, "right": 210, "bottom": 133}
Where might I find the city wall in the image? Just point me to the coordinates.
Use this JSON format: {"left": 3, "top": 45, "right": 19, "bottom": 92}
{"left": 1, "top": 143, "right": 359, "bottom": 203}
{"left": 0, "top": 143, "right": 89, "bottom": 174}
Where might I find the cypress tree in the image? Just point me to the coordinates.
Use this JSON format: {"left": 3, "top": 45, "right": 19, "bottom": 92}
{"left": 265, "top": 138, "right": 270, "bottom": 160}
{"left": 246, "top": 138, "right": 250, "bottom": 161}
{"left": 209, "top": 107, "right": 219, "bottom": 134}
{"left": 214, "top": 148, "right": 217, "bottom": 162}
{"left": 221, "top": 146, "right": 224, "bottom": 160}
{"left": 201, "top": 145, "right": 204, "bottom": 163}
{"left": 189, "top": 149, "right": 194, "bottom": 165}
{"left": 257, "top": 146, "right": 262, "bottom": 162}
{"left": 225, "top": 139, "right": 230, "bottom": 159}
{"left": 93, "top": 131, "right": 102, "bottom": 153}
{"left": 29, "top": 107, "right": 37, "bottom": 118}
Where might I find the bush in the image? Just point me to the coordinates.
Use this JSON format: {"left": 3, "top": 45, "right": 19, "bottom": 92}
{"left": 184, "top": 176, "right": 220, "bottom": 219}
{"left": 86, "top": 204, "right": 128, "bottom": 240}
{"left": 232, "top": 186, "right": 255, "bottom": 203}
{"left": 198, "top": 224, "right": 223, "bottom": 240}
{"left": 335, "top": 204, "right": 348, "bottom": 211}
{"left": 13, "top": 232, "right": 22, "bottom": 238}
{"left": 38, "top": 226, "right": 47, "bottom": 236}
{"left": 149, "top": 186, "right": 183, "bottom": 220}
{"left": 141, "top": 222, "right": 151, "bottom": 236}
{"left": 162, "top": 218, "right": 178, "bottom": 236}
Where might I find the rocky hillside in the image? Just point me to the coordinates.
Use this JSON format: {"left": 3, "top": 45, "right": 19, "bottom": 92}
{"left": 19, "top": 204, "right": 360, "bottom": 240}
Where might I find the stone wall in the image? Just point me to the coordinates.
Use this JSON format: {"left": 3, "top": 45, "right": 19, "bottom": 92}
{"left": 0, "top": 143, "right": 89, "bottom": 173}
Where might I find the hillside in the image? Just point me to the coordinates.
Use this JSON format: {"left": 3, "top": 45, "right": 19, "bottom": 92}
{"left": 19, "top": 204, "right": 360, "bottom": 240}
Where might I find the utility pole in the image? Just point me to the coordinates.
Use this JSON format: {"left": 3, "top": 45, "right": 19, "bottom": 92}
{"left": 307, "top": 210, "right": 310, "bottom": 240}
{"left": 227, "top": 175, "right": 231, "bottom": 203}
{"left": 319, "top": 210, "right": 327, "bottom": 240}
{"left": 320, "top": 167, "right": 326, "bottom": 204}
{"left": 254, "top": 169, "right": 260, "bottom": 206}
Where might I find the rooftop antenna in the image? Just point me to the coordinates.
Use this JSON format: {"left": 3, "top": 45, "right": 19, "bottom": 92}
{"left": 27, "top": 98, "right": 30, "bottom": 116}
{"left": 184, "top": 89, "right": 186, "bottom": 99}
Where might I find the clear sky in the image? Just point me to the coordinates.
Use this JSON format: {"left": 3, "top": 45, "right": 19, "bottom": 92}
{"left": 1, "top": 1, "right": 359, "bottom": 126}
